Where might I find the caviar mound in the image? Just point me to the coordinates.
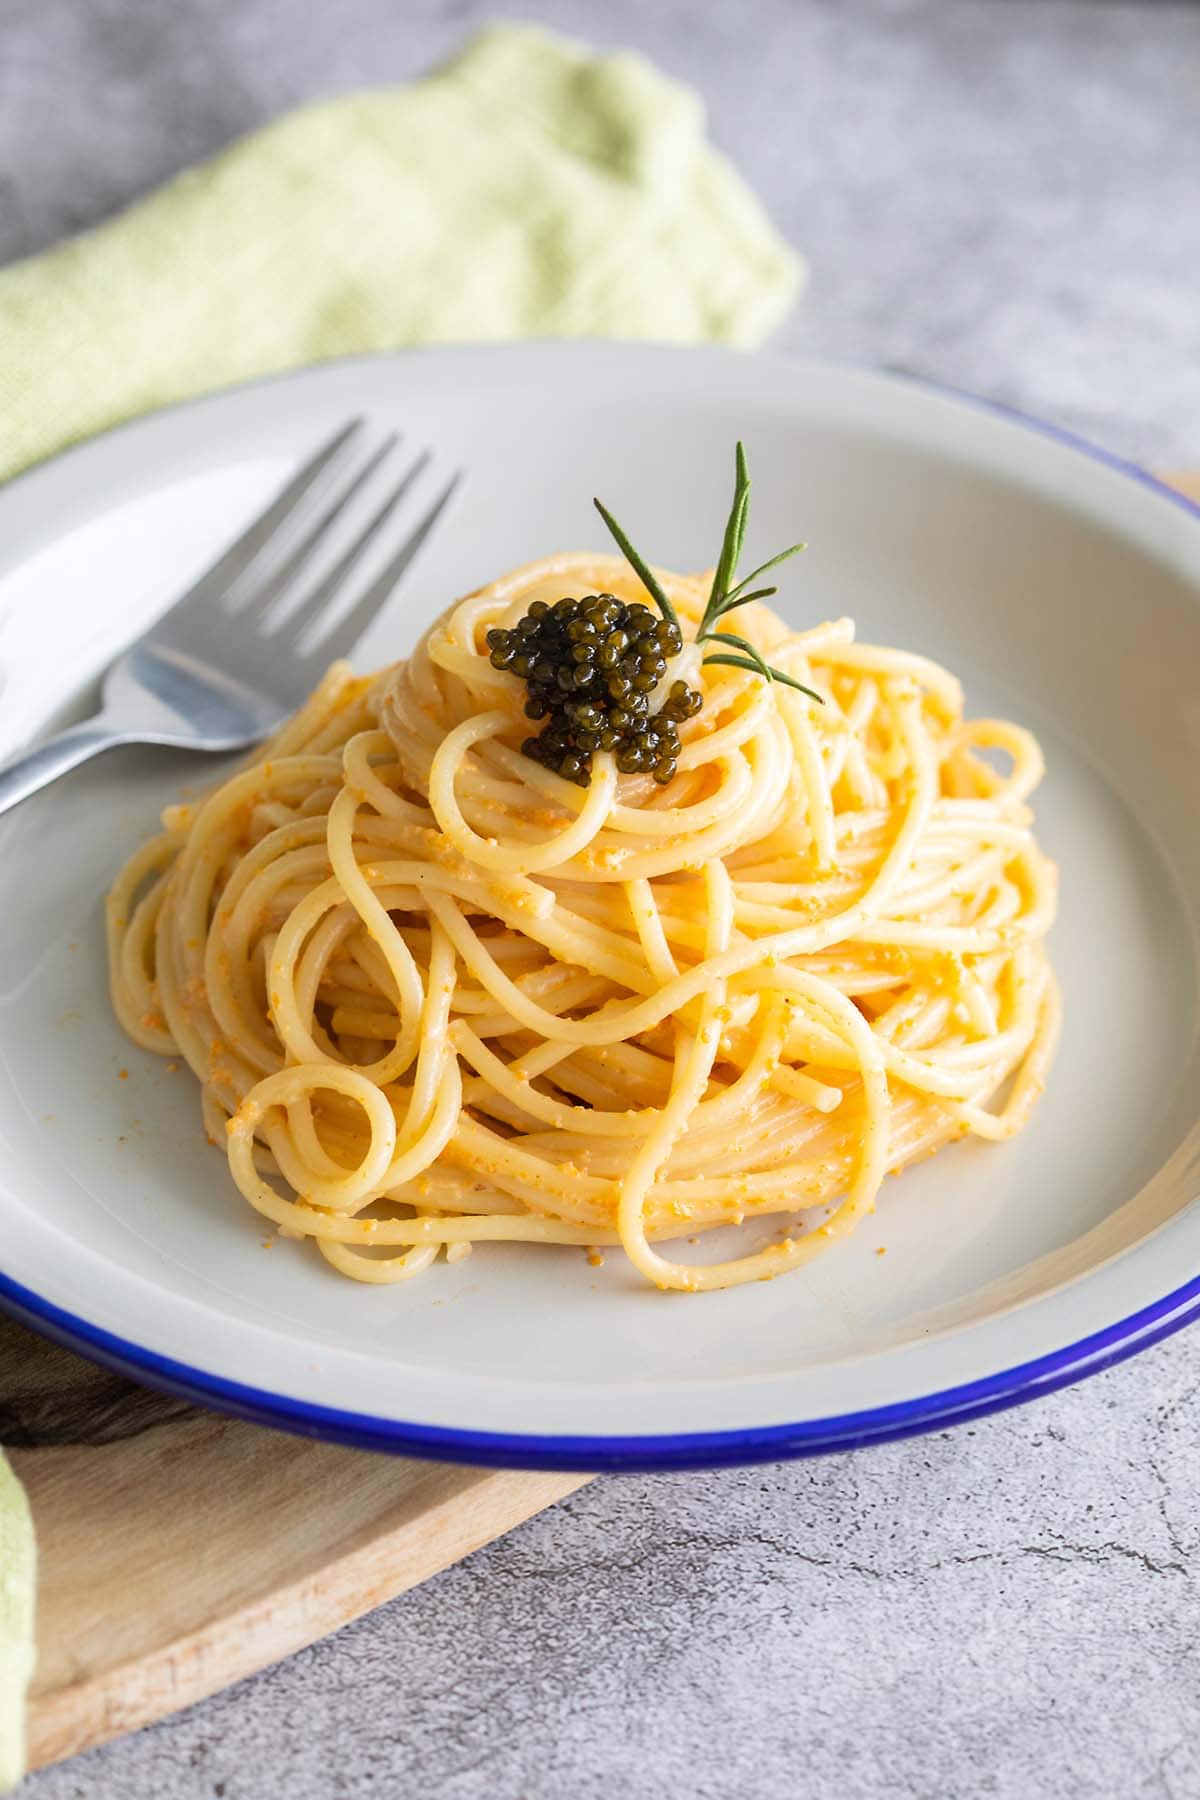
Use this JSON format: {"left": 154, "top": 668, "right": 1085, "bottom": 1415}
{"left": 487, "top": 592, "right": 702, "bottom": 787}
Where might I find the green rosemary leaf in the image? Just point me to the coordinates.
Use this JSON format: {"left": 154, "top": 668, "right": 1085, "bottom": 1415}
{"left": 593, "top": 499, "right": 680, "bottom": 631}
{"left": 702, "top": 652, "right": 764, "bottom": 675}
{"left": 763, "top": 665, "right": 824, "bottom": 702}
{"left": 732, "top": 440, "right": 751, "bottom": 565}
{"left": 704, "top": 442, "right": 752, "bottom": 629}
{"left": 702, "top": 652, "right": 824, "bottom": 704}
{"left": 705, "top": 630, "right": 774, "bottom": 680}
{"left": 723, "top": 542, "right": 807, "bottom": 605}
{"left": 707, "top": 585, "right": 778, "bottom": 616}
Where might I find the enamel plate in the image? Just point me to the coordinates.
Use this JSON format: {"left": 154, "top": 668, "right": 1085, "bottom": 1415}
{"left": 1, "top": 345, "right": 1198, "bottom": 1470}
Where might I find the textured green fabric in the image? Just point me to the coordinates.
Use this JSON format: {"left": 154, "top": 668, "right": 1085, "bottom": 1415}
{"left": 0, "top": 1455, "right": 34, "bottom": 1791}
{"left": 0, "top": 21, "right": 802, "bottom": 484}
{"left": 0, "top": 23, "right": 801, "bottom": 1782}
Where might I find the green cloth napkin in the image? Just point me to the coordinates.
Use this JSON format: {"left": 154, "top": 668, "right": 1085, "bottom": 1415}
{"left": 0, "top": 21, "right": 802, "bottom": 484}
{"left": 0, "top": 21, "right": 801, "bottom": 1784}
{"left": 0, "top": 1457, "right": 34, "bottom": 1791}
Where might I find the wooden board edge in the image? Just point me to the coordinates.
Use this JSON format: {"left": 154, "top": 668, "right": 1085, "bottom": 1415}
{"left": 26, "top": 1467, "right": 585, "bottom": 1771}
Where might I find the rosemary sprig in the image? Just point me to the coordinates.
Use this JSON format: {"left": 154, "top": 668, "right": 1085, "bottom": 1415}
{"left": 697, "top": 442, "right": 808, "bottom": 640}
{"left": 594, "top": 443, "right": 822, "bottom": 704}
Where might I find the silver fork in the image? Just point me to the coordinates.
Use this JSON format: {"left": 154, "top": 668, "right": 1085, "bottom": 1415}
{"left": 0, "top": 419, "right": 461, "bottom": 818}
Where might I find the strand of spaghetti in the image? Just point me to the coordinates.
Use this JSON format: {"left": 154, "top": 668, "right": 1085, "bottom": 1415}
{"left": 341, "top": 729, "right": 431, "bottom": 824}
{"left": 624, "top": 878, "right": 679, "bottom": 986}
{"left": 317, "top": 924, "right": 464, "bottom": 1283}
{"left": 420, "top": 685, "right": 937, "bottom": 1049}
{"left": 430, "top": 711, "right": 617, "bottom": 872}
{"left": 952, "top": 976, "right": 1062, "bottom": 1140}
{"left": 107, "top": 832, "right": 180, "bottom": 1049}
{"left": 623, "top": 968, "right": 892, "bottom": 1291}
{"left": 614, "top": 861, "right": 732, "bottom": 1288}
{"left": 228, "top": 1064, "right": 397, "bottom": 1212}
{"left": 780, "top": 684, "right": 836, "bottom": 868}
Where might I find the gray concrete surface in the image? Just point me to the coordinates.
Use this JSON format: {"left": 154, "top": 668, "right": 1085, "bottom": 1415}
{"left": 6, "top": 1, "right": 1200, "bottom": 1795}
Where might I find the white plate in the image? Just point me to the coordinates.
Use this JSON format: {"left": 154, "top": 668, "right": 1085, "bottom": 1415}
{"left": 1, "top": 345, "right": 1198, "bottom": 1470}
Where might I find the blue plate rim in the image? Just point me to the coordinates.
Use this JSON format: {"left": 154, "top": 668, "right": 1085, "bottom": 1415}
{"left": 1, "top": 348, "right": 1198, "bottom": 1472}
{"left": 4, "top": 1263, "right": 1200, "bottom": 1471}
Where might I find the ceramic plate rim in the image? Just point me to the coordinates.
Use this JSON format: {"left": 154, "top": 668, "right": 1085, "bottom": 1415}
{"left": 4, "top": 1262, "right": 1200, "bottom": 1471}
{"left": 1, "top": 342, "right": 1198, "bottom": 1472}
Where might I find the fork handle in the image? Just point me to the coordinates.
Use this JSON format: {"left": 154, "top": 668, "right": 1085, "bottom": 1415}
{"left": 0, "top": 716, "right": 131, "bottom": 820}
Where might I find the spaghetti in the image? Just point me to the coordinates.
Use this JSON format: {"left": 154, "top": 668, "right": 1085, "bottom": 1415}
{"left": 108, "top": 552, "right": 1058, "bottom": 1293}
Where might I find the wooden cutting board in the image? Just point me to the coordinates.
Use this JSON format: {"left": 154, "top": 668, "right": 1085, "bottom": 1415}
{"left": 3, "top": 1316, "right": 586, "bottom": 1772}
{"left": 7, "top": 467, "right": 1197, "bottom": 1774}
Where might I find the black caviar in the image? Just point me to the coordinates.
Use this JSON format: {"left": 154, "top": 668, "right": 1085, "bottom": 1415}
{"left": 487, "top": 593, "right": 702, "bottom": 787}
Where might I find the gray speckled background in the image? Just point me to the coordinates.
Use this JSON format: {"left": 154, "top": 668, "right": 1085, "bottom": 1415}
{"left": 6, "top": 2, "right": 1200, "bottom": 1796}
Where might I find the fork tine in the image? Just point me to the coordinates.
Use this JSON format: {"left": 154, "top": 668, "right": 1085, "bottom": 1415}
{"left": 228, "top": 434, "right": 400, "bottom": 633}
{"left": 263, "top": 449, "right": 432, "bottom": 645}
{"left": 304, "top": 470, "right": 464, "bottom": 665}
{"left": 159, "top": 418, "right": 365, "bottom": 625}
